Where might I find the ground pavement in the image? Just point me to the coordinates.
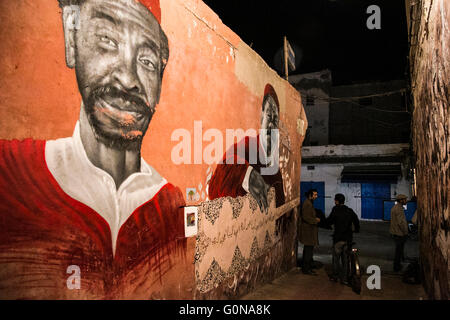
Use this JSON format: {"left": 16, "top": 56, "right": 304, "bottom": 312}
{"left": 241, "top": 221, "right": 427, "bottom": 300}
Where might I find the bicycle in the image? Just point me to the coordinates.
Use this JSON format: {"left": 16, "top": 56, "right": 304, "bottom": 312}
{"left": 329, "top": 239, "right": 362, "bottom": 294}
{"left": 347, "top": 242, "right": 362, "bottom": 294}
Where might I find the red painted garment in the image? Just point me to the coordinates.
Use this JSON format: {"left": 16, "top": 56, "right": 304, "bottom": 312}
{"left": 0, "top": 139, "right": 186, "bottom": 299}
{"left": 208, "top": 135, "right": 285, "bottom": 208}
{"left": 139, "top": 0, "right": 161, "bottom": 23}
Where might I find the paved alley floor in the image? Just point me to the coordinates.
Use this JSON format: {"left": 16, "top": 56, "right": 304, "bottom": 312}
{"left": 241, "top": 221, "right": 427, "bottom": 300}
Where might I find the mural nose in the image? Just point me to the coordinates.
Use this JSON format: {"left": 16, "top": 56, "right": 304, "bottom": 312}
{"left": 114, "top": 67, "right": 141, "bottom": 94}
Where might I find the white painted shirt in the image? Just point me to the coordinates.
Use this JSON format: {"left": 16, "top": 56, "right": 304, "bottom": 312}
{"left": 45, "top": 122, "right": 168, "bottom": 255}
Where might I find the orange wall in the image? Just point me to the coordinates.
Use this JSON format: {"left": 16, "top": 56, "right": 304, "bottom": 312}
{"left": 0, "top": 0, "right": 305, "bottom": 202}
{"left": 0, "top": 0, "right": 307, "bottom": 299}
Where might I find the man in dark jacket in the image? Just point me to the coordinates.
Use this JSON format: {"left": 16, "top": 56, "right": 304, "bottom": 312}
{"left": 299, "top": 189, "right": 321, "bottom": 275}
{"left": 326, "top": 193, "right": 360, "bottom": 284}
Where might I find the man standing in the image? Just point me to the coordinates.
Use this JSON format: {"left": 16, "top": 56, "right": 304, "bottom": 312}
{"left": 390, "top": 194, "right": 409, "bottom": 272}
{"left": 209, "top": 84, "right": 285, "bottom": 211}
{"left": 299, "top": 189, "right": 320, "bottom": 275}
{"left": 0, "top": 0, "right": 185, "bottom": 299}
{"left": 326, "top": 194, "right": 360, "bottom": 284}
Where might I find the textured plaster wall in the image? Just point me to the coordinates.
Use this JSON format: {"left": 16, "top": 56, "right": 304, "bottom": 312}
{"left": 409, "top": 0, "right": 449, "bottom": 300}
{"left": 194, "top": 190, "right": 300, "bottom": 299}
{"left": 0, "top": 0, "right": 306, "bottom": 299}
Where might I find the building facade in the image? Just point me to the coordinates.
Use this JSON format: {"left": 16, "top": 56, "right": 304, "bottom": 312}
{"left": 301, "top": 144, "right": 414, "bottom": 220}
{"left": 289, "top": 69, "right": 332, "bottom": 146}
{"left": 293, "top": 75, "right": 413, "bottom": 221}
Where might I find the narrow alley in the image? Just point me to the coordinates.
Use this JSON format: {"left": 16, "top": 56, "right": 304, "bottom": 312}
{"left": 242, "top": 221, "right": 426, "bottom": 300}
{"left": 0, "top": 0, "right": 447, "bottom": 309}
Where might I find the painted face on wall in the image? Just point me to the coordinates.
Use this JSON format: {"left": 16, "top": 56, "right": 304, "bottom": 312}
{"left": 72, "top": 0, "right": 165, "bottom": 150}
{"left": 261, "top": 95, "right": 279, "bottom": 156}
{"left": 261, "top": 95, "right": 279, "bottom": 132}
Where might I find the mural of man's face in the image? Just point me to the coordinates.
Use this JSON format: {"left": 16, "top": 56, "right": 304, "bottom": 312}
{"left": 261, "top": 95, "right": 279, "bottom": 156}
{"left": 66, "top": 0, "right": 165, "bottom": 150}
{"left": 261, "top": 95, "right": 279, "bottom": 132}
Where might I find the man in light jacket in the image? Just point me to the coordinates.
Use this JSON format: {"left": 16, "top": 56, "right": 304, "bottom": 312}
{"left": 390, "top": 194, "right": 409, "bottom": 272}
{"left": 299, "top": 189, "right": 321, "bottom": 275}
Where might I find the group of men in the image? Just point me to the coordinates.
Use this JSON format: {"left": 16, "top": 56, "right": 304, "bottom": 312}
{"left": 299, "top": 189, "right": 360, "bottom": 284}
{"left": 299, "top": 189, "right": 413, "bottom": 285}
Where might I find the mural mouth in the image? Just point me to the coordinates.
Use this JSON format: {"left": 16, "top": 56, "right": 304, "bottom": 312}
{"left": 88, "top": 86, "right": 153, "bottom": 123}
{"left": 97, "top": 97, "right": 146, "bottom": 122}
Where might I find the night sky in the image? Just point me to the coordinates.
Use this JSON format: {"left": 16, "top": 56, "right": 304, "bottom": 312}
{"left": 203, "top": 0, "right": 409, "bottom": 85}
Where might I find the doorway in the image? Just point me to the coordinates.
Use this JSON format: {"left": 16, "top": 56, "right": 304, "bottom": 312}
{"left": 361, "top": 182, "right": 391, "bottom": 220}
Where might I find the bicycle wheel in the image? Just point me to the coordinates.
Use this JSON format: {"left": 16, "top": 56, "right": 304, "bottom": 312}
{"left": 350, "top": 250, "right": 362, "bottom": 294}
{"left": 351, "top": 276, "right": 361, "bottom": 294}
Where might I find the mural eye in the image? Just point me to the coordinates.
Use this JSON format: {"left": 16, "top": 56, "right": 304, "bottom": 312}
{"left": 97, "top": 34, "right": 117, "bottom": 49}
{"left": 139, "top": 57, "right": 156, "bottom": 71}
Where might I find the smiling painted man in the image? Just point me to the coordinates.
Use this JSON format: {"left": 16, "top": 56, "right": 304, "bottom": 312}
{"left": 208, "top": 84, "right": 285, "bottom": 211}
{"left": 0, "top": 0, "right": 186, "bottom": 299}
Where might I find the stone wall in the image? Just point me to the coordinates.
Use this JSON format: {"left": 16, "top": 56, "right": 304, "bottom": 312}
{"left": 408, "top": 0, "right": 449, "bottom": 300}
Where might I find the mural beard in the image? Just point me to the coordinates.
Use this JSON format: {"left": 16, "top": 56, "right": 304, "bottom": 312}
{"left": 264, "top": 130, "right": 272, "bottom": 156}
{"left": 84, "top": 85, "right": 154, "bottom": 151}
{"left": 263, "top": 124, "right": 278, "bottom": 158}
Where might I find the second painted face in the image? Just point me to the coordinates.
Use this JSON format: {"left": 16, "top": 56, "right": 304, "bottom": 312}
{"left": 261, "top": 95, "right": 279, "bottom": 156}
{"left": 261, "top": 95, "right": 279, "bottom": 132}
{"left": 73, "top": 0, "right": 165, "bottom": 150}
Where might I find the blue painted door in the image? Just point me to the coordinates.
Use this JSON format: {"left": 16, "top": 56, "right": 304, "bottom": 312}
{"left": 300, "top": 181, "right": 325, "bottom": 213}
{"left": 361, "top": 183, "right": 391, "bottom": 220}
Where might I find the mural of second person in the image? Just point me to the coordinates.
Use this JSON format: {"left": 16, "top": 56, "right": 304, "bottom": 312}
{"left": 0, "top": 0, "right": 186, "bottom": 299}
{"left": 209, "top": 84, "right": 286, "bottom": 209}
